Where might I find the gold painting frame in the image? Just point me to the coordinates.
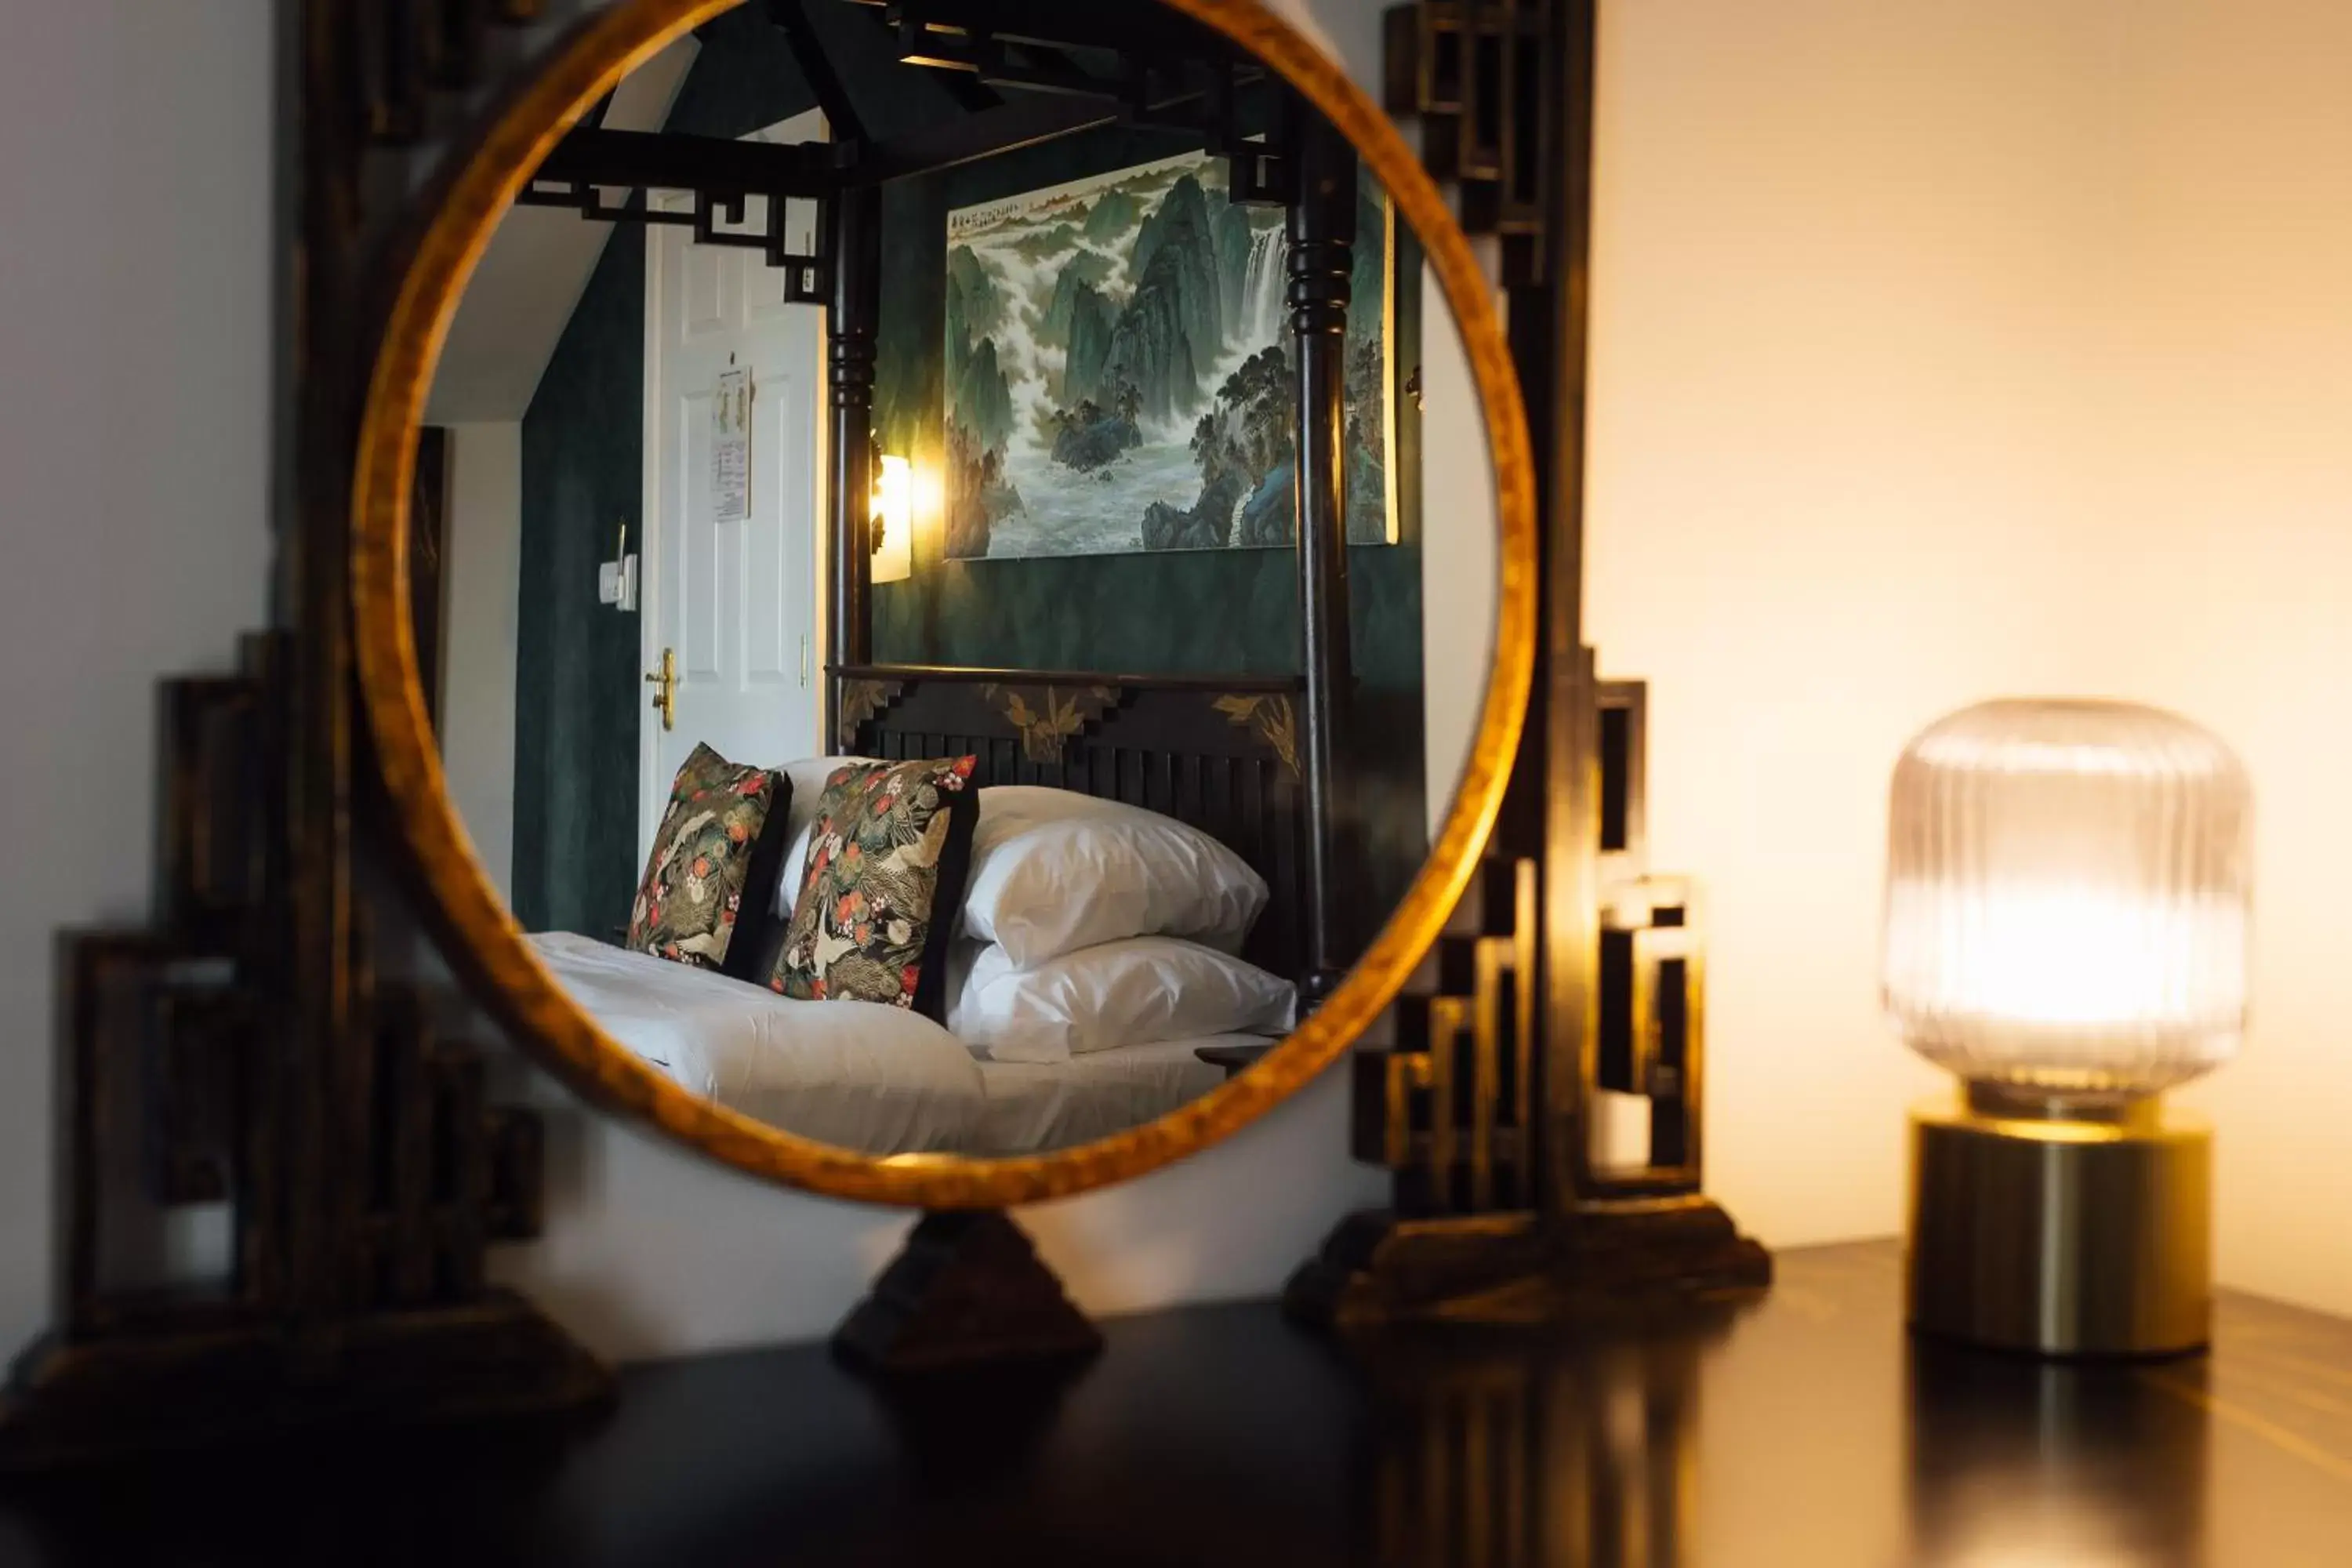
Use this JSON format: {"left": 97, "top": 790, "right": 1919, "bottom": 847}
{"left": 348, "top": 0, "right": 1538, "bottom": 1208}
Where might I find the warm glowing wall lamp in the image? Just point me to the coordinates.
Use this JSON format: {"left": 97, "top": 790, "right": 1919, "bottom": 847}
{"left": 871, "top": 452, "right": 913, "bottom": 585}
{"left": 1883, "top": 699, "right": 2252, "bottom": 1357}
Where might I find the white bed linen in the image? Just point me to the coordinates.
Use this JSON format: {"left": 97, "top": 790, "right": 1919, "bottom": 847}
{"left": 970, "top": 1033, "right": 1258, "bottom": 1155}
{"left": 528, "top": 931, "right": 989, "bottom": 1154}
{"left": 953, "top": 936, "right": 1296, "bottom": 1063}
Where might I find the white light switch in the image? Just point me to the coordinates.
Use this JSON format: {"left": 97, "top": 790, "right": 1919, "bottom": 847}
{"left": 598, "top": 554, "right": 640, "bottom": 612}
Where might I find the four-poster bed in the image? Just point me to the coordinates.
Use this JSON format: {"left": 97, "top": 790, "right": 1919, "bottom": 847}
{"left": 517, "top": 9, "right": 1381, "bottom": 996}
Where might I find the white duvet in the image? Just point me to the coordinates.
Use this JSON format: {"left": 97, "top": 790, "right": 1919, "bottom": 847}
{"left": 528, "top": 932, "right": 989, "bottom": 1154}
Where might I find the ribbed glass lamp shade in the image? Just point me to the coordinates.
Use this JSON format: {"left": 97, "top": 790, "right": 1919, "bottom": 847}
{"left": 1882, "top": 699, "right": 2252, "bottom": 1105}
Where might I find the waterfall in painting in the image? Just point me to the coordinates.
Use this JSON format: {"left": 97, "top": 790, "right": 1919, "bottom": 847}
{"left": 1241, "top": 225, "right": 1287, "bottom": 347}
{"left": 942, "top": 149, "right": 1388, "bottom": 559}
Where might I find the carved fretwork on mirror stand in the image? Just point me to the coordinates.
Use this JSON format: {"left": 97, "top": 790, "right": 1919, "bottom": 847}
{"left": 1285, "top": 0, "right": 1769, "bottom": 1331}
{"left": 0, "top": 2, "right": 613, "bottom": 1468}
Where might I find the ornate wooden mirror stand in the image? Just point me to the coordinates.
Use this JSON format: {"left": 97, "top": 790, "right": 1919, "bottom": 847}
{"left": 0, "top": 0, "right": 1764, "bottom": 1468}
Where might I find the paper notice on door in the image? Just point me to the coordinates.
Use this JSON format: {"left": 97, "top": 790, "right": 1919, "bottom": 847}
{"left": 713, "top": 368, "right": 751, "bottom": 523}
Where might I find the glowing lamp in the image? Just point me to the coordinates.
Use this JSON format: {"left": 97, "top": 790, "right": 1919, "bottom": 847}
{"left": 871, "top": 452, "right": 913, "bottom": 585}
{"left": 1884, "top": 699, "right": 2252, "bottom": 1356}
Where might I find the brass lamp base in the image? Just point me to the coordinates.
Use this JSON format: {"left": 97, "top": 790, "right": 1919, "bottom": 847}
{"left": 1905, "top": 1090, "right": 2212, "bottom": 1358}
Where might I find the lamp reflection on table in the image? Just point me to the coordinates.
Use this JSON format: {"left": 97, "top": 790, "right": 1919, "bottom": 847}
{"left": 1352, "top": 1272, "right": 2220, "bottom": 1567}
{"left": 1902, "top": 1344, "right": 2210, "bottom": 1567}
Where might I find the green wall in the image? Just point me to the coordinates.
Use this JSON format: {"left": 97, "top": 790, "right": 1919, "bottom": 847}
{"left": 512, "top": 185, "right": 649, "bottom": 938}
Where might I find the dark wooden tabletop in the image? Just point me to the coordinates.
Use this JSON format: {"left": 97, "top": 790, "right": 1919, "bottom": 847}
{"left": 2, "top": 1241, "right": 2348, "bottom": 1566}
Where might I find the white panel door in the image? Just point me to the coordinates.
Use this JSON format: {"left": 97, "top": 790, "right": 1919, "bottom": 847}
{"left": 641, "top": 113, "right": 829, "bottom": 852}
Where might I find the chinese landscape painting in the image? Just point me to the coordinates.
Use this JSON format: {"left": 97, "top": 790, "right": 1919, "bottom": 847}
{"left": 943, "top": 149, "right": 1392, "bottom": 559}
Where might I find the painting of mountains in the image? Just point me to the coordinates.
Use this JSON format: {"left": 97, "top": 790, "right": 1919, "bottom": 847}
{"left": 944, "top": 150, "right": 1392, "bottom": 559}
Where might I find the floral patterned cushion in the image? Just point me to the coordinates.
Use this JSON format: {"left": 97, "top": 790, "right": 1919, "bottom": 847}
{"left": 626, "top": 743, "right": 793, "bottom": 977}
{"left": 770, "top": 756, "right": 980, "bottom": 1021}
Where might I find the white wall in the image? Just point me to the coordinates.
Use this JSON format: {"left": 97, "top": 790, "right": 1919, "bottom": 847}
{"left": 1588, "top": 0, "right": 2352, "bottom": 1315}
{"left": 424, "top": 36, "right": 699, "bottom": 426}
{"left": 0, "top": 2, "right": 274, "bottom": 1356}
{"left": 439, "top": 423, "right": 524, "bottom": 903}
{"left": 2094, "top": 0, "right": 2352, "bottom": 1319}
{"left": 1419, "top": 292, "right": 1501, "bottom": 834}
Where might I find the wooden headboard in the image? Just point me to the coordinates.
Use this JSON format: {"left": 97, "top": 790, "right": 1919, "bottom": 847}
{"left": 833, "top": 664, "right": 1312, "bottom": 983}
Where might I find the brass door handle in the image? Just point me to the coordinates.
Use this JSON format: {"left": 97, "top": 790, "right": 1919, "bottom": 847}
{"left": 644, "top": 647, "right": 676, "bottom": 731}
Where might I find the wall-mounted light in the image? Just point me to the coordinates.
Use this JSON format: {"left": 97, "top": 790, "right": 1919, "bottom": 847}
{"left": 871, "top": 452, "right": 913, "bottom": 584}
{"left": 1885, "top": 698, "right": 2252, "bottom": 1358}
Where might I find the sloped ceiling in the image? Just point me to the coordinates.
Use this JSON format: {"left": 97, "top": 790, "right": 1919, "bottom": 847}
{"left": 423, "top": 34, "right": 699, "bottom": 425}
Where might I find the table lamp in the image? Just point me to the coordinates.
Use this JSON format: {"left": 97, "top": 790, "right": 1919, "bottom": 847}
{"left": 1883, "top": 699, "right": 2252, "bottom": 1357}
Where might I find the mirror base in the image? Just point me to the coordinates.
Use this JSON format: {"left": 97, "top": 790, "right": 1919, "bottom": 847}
{"left": 1283, "top": 1201, "right": 1771, "bottom": 1333}
{"left": 833, "top": 1211, "right": 1103, "bottom": 1377}
{"left": 0, "top": 1290, "right": 610, "bottom": 1471}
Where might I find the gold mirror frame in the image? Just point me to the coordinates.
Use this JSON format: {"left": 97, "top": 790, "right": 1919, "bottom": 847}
{"left": 350, "top": 0, "right": 1537, "bottom": 1207}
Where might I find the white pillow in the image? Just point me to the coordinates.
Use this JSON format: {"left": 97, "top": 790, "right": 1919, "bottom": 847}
{"left": 772, "top": 822, "right": 816, "bottom": 920}
{"left": 770, "top": 756, "right": 883, "bottom": 917}
{"left": 943, "top": 937, "right": 989, "bottom": 1046}
{"left": 952, "top": 935, "right": 1295, "bottom": 1064}
{"left": 960, "top": 786, "right": 1267, "bottom": 967}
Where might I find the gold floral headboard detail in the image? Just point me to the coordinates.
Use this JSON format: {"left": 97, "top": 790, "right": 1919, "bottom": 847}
{"left": 828, "top": 677, "right": 898, "bottom": 747}
{"left": 979, "top": 683, "right": 1123, "bottom": 764}
{"left": 836, "top": 677, "right": 906, "bottom": 749}
{"left": 1214, "top": 693, "right": 1301, "bottom": 778}
{"left": 833, "top": 665, "right": 1305, "bottom": 779}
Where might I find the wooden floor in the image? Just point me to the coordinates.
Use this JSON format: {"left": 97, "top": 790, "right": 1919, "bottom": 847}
{"left": 2, "top": 1242, "right": 2350, "bottom": 1565}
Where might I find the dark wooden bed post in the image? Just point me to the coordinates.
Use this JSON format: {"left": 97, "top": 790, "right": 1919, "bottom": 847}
{"left": 827, "top": 181, "right": 881, "bottom": 739}
{"left": 1288, "top": 115, "right": 1359, "bottom": 1004}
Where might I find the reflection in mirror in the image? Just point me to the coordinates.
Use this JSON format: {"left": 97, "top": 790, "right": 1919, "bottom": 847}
{"left": 422, "top": 0, "right": 1497, "bottom": 1158}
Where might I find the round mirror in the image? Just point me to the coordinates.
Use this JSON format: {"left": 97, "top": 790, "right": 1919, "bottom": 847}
{"left": 353, "top": 0, "right": 1534, "bottom": 1205}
